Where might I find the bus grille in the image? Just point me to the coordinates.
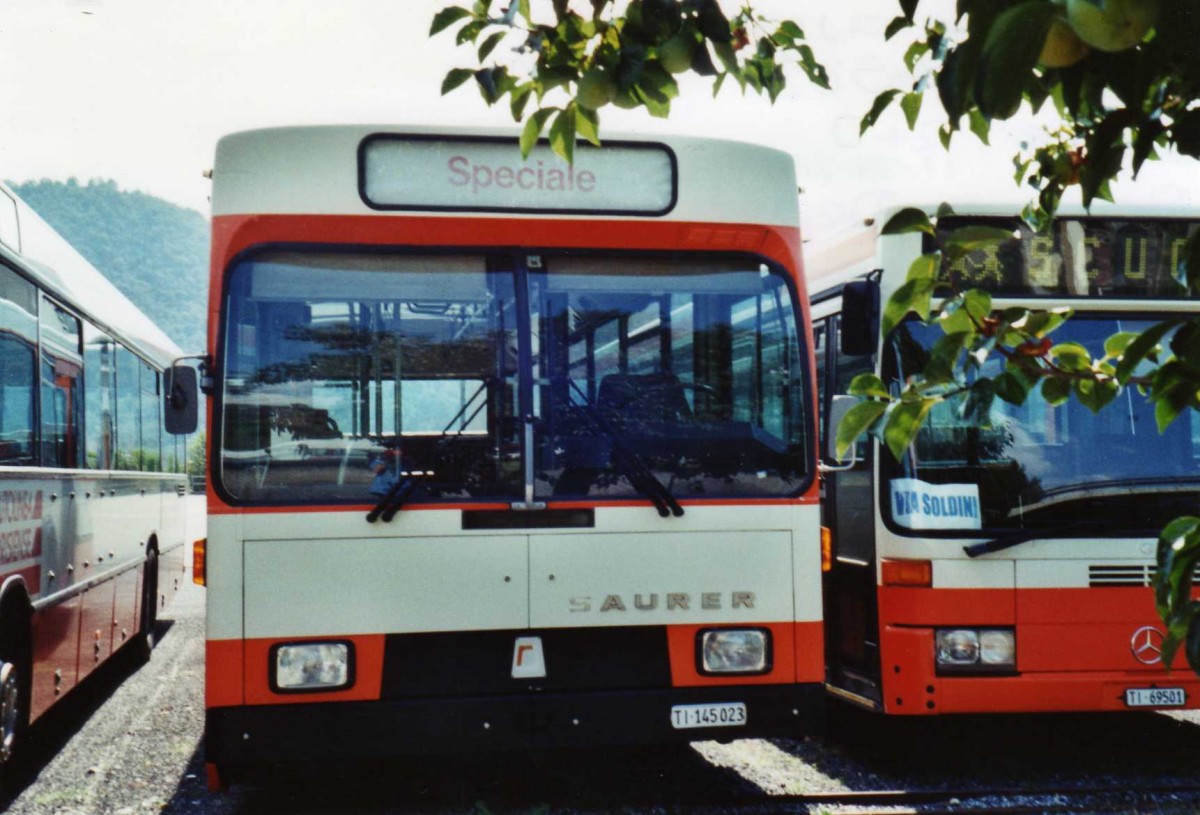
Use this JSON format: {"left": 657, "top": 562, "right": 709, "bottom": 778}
{"left": 1088, "top": 564, "right": 1200, "bottom": 587}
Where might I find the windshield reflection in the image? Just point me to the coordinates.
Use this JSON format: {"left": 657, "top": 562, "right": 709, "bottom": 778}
{"left": 217, "top": 250, "right": 810, "bottom": 506}
{"left": 885, "top": 317, "right": 1200, "bottom": 533}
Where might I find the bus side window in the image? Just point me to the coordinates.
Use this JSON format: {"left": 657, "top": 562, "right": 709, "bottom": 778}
{"left": 83, "top": 322, "right": 117, "bottom": 470}
{"left": 140, "top": 361, "right": 162, "bottom": 471}
{"left": 0, "top": 265, "right": 37, "bottom": 465}
{"left": 115, "top": 345, "right": 142, "bottom": 470}
{"left": 39, "top": 296, "right": 83, "bottom": 468}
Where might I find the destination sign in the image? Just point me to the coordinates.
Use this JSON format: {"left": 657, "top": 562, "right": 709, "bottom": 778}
{"left": 928, "top": 216, "right": 1200, "bottom": 298}
{"left": 360, "top": 135, "right": 676, "bottom": 215}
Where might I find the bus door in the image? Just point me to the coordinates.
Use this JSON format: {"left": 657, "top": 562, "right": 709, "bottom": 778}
{"left": 819, "top": 313, "right": 882, "bottom": 706}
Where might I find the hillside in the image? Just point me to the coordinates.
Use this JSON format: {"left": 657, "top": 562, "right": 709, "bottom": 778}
{"left": 8, "top": 178, "right": 209, "bottom": 354}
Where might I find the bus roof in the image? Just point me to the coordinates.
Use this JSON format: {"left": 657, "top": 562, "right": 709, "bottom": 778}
{"left": 211, "top": 124, "right": 799, "bottom": 229}
{"left": 0, "top": 182, "right": 183, "bottom": 367}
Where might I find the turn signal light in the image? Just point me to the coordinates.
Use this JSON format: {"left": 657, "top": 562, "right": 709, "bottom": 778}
{"left": 881, "top": 558, "right": 932, "bottom": 587}
{"left": 193, "top": 538, "right": 206, "bottom": 586}
{"left": 821, "top": 526, "right": 833, "bottom": 573}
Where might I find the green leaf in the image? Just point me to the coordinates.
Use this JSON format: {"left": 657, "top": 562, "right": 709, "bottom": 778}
{"left": 1040, "top": 375, "right": 1071, "bottom": 406}
{"left": 510, "top": 83, "right": 534, "bottom": 120}
{"left": 976, "top": 1, "right": 1057, "bottom": 120}
{"left": 835, "top": 400, "right": 888, "bottom": 460}
{"left": 1156, "top": 517, "right": 1200, "bottom": 626}
{"left": 968, "top": 109, "right": 991, "bottom": 145}
{"left": 881, "top": 207, "right": 935, "bottom": 237}
{"left": 477, "top": 30, "right": 507, "bottom": 61}
{"left": 519, "top": 108, "right": 557, "bottom": 157}
{"left": 1174, "top": 108, "right": 1200, "bottom": 159}
{"left": 942, "top": 225, "right": 1015, "bottom": 258}
{"left": 1074, "top": 377, "right": 1119, "bottom": 413}
{"left": 861, "top": 90, "right": 901, "bottom": 136}
{"left": 926, "top": 331, "right": 973, "bottom": 384}
{"left": 549, "top": 106, "right": 577, "bottom": 163}
{"left": 518, "top": 0, "right": 532, "bottom": 24}
{"left": 881, "top": 277, "right": 936, "bottom": 338}
{"left": 441, "top": 68, "right": 475, "bottom": 95}
{"left": 994, "top": 371, "right": 1031, "bottom": 405}
{"left": 962, "top": 288, "right": 993, "bottom": 322}
{"left": 1104, "top": 331, "right": 1141, "bottom": 359}
{"left": 1014, "top": 308, "right": 1071, "bottom": 339}
{"left": 884, "top": 15, "right": 911, "bottom": 40}
{"left": 903, "top": 41, "right": 930, "bottom": 74}
{"left": 1048, "top": 341, "right": 1091, "bottom": 372}
{"left": 575, "top": 105, "right": 601, "bottom": 146}
{"left": 936, "top": 38, "right": 981, "bottom": 122}
{"left": 900, "top": 92, "right": 923, "bottom": 130}
{"left": 1155, "top": 389, "right": 1188, "bottom": 433}
{"left": 883, "top": 397, "right": 938, "bottom": 461}
{"left": 1114, "top": 319, "right": 1182, "bottom": 383}
{"left": 430, "top": 5, "right": 472, "bottom": 36}
{"left": 847, "top": 373, "right": 890, "bottom": 399}
{"left": 906, "top": 252, "right": 941, "bottom": 281}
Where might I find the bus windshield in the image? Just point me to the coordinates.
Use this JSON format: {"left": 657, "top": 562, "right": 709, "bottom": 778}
{"left": 218, "top": 250, "right": 809, "bottom": 505}
{"left": 883, "top": 316, "right": 1200, "bottom": 534}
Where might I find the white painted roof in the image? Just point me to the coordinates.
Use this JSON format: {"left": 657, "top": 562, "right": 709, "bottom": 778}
{"left": 212, "top": 124, "right": 799, "bottom": 229}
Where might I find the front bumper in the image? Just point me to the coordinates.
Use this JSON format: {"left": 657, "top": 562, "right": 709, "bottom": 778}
{"left": 206, "top": 683, "right": 823, "bottom": 766}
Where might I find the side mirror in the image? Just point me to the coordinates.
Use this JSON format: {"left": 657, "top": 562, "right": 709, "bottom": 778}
{"left": 840, "top": 279, "right": 880, "bottom": 356}
{"left": 824, "top": 394, "right": 860, "bottom": 468}
{"left": 164, "top": 364, "right": 199, "bottom": 435}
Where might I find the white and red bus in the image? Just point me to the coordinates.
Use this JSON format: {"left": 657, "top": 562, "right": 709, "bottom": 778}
{"left": 0, "top": 182, "right": 190, "bottom": 770}
{"left": 197, "top": 126, "right": 822, "bottom": 786}
{"left": 810, "top": 205, "right": 1200, "bottom": 715}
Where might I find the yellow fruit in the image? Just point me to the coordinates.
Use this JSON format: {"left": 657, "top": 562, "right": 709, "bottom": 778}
{"left": 1066, "top": 0, "right": 1158, "bottom": 52}
{"left": 577, "top": 69, "right": 617, "bottom": 110}
{"left": 1038, "top": 18, "right": 1090, "bottom": 67}
{"left": 657, "top": 33, "right": 695, "bottom": 74}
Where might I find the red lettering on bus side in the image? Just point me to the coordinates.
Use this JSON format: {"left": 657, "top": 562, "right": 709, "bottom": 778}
{"left": 494, "top": 166, "right": 514, "bottom": 189}
{"left": 517, "top": 167, "right": 536, "bottom": 189}
{"left": 577, "top": 171, "right": 595, "bottom": 193}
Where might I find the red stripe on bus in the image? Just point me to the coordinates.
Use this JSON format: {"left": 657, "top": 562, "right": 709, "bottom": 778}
{"left": 208, "top": 495, "right": 819, "bottom": 516}
{"left": 879, "top": 585, "right": 1014, "bottom": 625}
{"left": 666, "top": 620, "right": 823, "bottom": 687}
{"left": 878, "top": 624, "right": 1200, "bottom": 715}
{"left": 206, "top": 639, "right": 244, "bottom": 709}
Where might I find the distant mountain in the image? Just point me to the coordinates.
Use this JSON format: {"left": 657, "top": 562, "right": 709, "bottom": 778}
{"left": 8, "top": 178, "right": 208, "bottom": 354}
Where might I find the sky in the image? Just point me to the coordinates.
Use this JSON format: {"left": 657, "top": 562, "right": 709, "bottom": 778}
{"left": 0, "top": 0, "right": 1196, "bottom": 244}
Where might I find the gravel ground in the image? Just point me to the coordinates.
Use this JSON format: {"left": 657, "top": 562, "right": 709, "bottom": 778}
{"left": 3, "top": 497, "right": 1200, "bottom": 813}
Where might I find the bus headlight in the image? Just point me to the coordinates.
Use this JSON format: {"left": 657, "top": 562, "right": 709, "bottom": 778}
{"left": 699, "top": 629, "right": 770, "bottom": 675}
{"left": 272, "top": 641, "right": 354, "bottom": 692}
{"left": 935, "top": 628, "right": 1015, "bottom": 673}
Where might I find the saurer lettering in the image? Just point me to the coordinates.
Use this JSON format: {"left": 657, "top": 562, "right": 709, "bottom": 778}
{"left": 569, "top": 592, "right": 756, "bottom": 613}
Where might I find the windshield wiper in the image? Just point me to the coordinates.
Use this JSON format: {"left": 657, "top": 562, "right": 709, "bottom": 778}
{"left": 963, "top": 519, "right": 1107, "bottom": 558}
{"left": 366, "top": 381, "right": 490, "bottom": 523}
{"left": 567, "top": 381, "right": 683, "bottom": 518}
